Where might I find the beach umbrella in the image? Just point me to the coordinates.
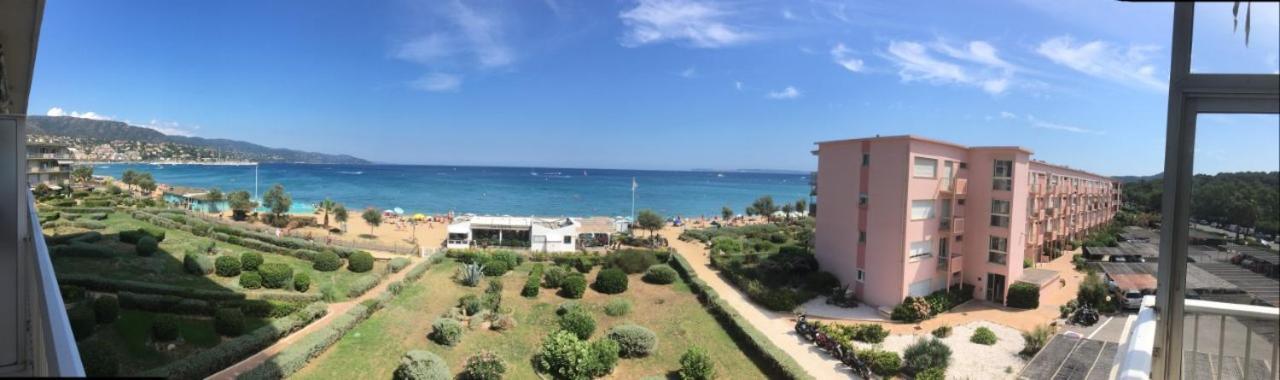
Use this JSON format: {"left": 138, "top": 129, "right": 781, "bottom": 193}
{"left": 394, "top": 207, "right": 405, "bottom": 215}
{"left": 413, "top": 213, "right": 427, "bottom": 221}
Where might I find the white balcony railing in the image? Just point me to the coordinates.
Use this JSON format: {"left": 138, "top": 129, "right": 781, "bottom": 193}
{"left": 6, "top": 193, "right": 84, "bottom": 376}
{"left": 1115, "top": 295, "right": 1280, "bottom": 380}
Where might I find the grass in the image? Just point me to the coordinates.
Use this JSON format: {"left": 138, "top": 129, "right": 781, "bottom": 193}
{"left": 86, "top": 308, "right": 268, "bottom": 374}
{"left": 47, "top": 212, "right": 384, "bottom": 300}
{"left": 293, "top": 260, "right": 770, "bottom": 379}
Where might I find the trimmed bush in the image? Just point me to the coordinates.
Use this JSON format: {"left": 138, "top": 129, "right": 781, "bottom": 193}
{"left": 971, "top": 326, "right": 998, "bottom": 345}
{"left": 1007, "top": 282, "right": 1040, "bottom": 309}
{"left": 604, "top": 299, "right": 632, "bottom": 317}
{"left": 241, "top": 251, "right": 264, "bottom": 271}
{"left": 916, "top": 367, "right": 946, "bottom": 380}
{"left": 534, "top": 330, "right": 617, "bottom": 379}
{"left": 346, "top": 274, "right": 380, "bottom": 298}
{"left": 347, "top": 251, "right": 374, "bottom": 273}
{"left": 859, "top": 349, "right": 902, "bottom": 377}
{"left": 313, "top": 251, "right": 342, "bottom": 271}
{"left": 587, "top": 339, "right": 620, "bottom": 377}
{"left": 239, "top": 271, "right": 263, "bottom": 289}
{"left": 136, "top": 236, "right": 159, "bottom": 257}
{"left": 430, "top": 318, "right": 464, "bottom": 346}
{"left": 387, "top": 257, "right": 411, "bottom": 273}
{"left": 215, "top": 308, "right": 246, "bottom": 336}
{"left": 593, "top": 268, "right": 629, "bottom": 294}
{"left": 462, "top": 350, "right": 507, "bottom": 380}
{"left": 152, "top": 314, "right": 181, "bottom": 342}
{"left": 93, "top": 295, "right": 119, "bottom": 323}
{"left": 560, "top": 274, "right": 587, "bottom": 299}
{"left": 605, "top": 249, "right": 660, "bottom": 274}
{"left": 679, "top": 347, "right": 716, "bottom": 380}
{"left": 542, "top": 266, "right": 569, "bottom": 288}
{"left": 135, "top": 303, "right": 327, "bottom": 380}
{"left": 215, "top": 255, "right": 242, "bottom": 277}
{"left": 459, "top": 294, "right": 483, "bottom": 316}
{"left": 931, "top": 325, "right": 953, "bottom": 338}
{"left": 643, "top": 264, "right": 678, "bottom": 284}
{"left": 558, "top": 309, "right": 596, "bottom": 340}
{"left": 60, "top": 284, "right": 86, "bottom": 302}
{"left": 50, "top": 242, "right": 114, "bottom": 258}
{"left": 607, "top": 323, "right": 657, "bottom": 358}
{"left": 393, "top": 350, "right": 450, "bottom": 380}
{"left": 79, "top": 339, "right": 119, "bottom": 377}
{"left": 294, "top": 271, "right": 312, "bottom": 292}
{"left": 118, "top": 291, "right": 214, "bottom": 315}
{"left": 118, "top": 229, "right": 144, "bottom": 244}
{"left": 523, "top": 264, "right": 544, "bottom": 297}
{"left": 903, "top": 338, "right": 951, "bottom": 375}
{"left": 69, "top": 303, "right": 95, "bottom": 340}
{"left": 482, "top": 260, "right": 511, "bottom": 277}
{"left": 260, "top": 263, "right": 294, "bottom": 289}
{"left": 185, "top": 252, "right": 216, "bottom": 276}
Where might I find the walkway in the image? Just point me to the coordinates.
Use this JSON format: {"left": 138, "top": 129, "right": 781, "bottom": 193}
{"left": 661, "top": 228, "right": 855, "bottom": 379}
{"left": 206, "top": 256, "right": 422, "bottom": 379}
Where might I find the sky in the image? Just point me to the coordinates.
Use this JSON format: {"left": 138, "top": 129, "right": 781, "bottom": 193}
{"left": 28, "top": 0, "right": 1280, "bottom": 175}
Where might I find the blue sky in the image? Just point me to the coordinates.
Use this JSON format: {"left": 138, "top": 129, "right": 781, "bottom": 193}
{"left": 29, "top": 0, "right": 1280, "bottom": 175}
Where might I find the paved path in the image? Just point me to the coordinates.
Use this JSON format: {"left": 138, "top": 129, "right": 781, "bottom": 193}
{"left": 206, "top": 257, "right": 421, "bottom": 379}
{"left": 662, "top": 228, "right": 855, "bottom": 379}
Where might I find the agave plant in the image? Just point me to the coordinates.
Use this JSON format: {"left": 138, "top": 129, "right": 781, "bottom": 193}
{"left": 459, "top": 263, "right": 485, "bottom": 287}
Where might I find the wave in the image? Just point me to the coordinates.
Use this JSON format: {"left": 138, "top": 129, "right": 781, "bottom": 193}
{"left": 338, "top": 171, "right": 363, "bottom": 175}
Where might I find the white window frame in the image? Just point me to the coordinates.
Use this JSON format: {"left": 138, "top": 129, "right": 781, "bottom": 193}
{"left": 912, "top": 157, "right": 938, "bottom": 178}
{"left": 909, "top": 200, "right": 934, "bottom": 220}
{"left": 908, "top": 239, "right": 932, "bottom": 260}
{"left": 856, "top": 269, "right": 865, "bottom": 282}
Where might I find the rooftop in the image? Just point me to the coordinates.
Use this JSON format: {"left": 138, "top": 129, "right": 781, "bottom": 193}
{"left": 814, "top": 134, "right": 1034, "bottom": 154}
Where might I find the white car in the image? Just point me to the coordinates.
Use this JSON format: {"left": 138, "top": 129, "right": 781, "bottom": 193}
{"left": 1121, "top": 289, "right": 1144, "bottom": 310}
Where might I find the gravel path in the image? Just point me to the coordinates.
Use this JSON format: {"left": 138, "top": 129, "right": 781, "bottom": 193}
{"left": 870, "top": 321, "right": 1027, "bottom": 380}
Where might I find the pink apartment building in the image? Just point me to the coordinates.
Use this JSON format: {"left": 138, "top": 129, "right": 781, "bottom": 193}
{"left": 813, "top": 135, "right": 1119, "bottom": 308}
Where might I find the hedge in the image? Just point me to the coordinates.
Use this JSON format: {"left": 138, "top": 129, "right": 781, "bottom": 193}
{"left": 45, "top": 231, "right": 103, "bottom": 245}
{"left": 522, "top": 264, "right": 544, "bottom": 298}
{"left": 50, "top": 242, "right": 115, "bottom": 258}
{"left": 260, "top": 263, "right": 294, "bottom": 289}
{"left": 387, "top": 257, "right": 411, "bottom": 273}
{"left": 1006, "top": 282, "right": 1040, "bottom": 309}
{"left": 346, "top": 274, "right": 381, "bottom": 298}
{"left": 136, "top": 303, "right": 327, "bottom": 380}
{"left": 58, "top": 273, "right": 245, "bottom": 301}
{"left": 667, "top": 250, "right": 814, "bottom": 380}
{"left": 240, "top": 272, "right": 263, "bottom": 289}
{"left": 93, "top": 295, "right": 120, "bottom": 323}
{"left": 404, "top": 257, "right": 434, "bottom": 283}
{"left": 118, "top": 291, "right": 215, "bottom": 316}
{"left": 215, "top": 255, "right": 242, "bottom": 277}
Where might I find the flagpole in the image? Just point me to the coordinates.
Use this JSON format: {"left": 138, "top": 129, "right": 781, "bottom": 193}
{"left": 630, "top": 177, "right": 636, "bottom": 221}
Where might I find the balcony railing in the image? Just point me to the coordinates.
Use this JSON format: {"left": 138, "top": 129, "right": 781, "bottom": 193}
{"left": 26, "top": 153, "right": 74, "bottom": 160}
{"left": 1115, "top": 296, "right": 1279, "bottom": 380}
{"left": 4, "top": 193, "right": 84, "bottom": 376}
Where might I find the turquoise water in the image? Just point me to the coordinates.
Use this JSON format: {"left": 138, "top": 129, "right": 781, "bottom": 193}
{"left": 92, "top": 163, "right": 811, "bottom": 218}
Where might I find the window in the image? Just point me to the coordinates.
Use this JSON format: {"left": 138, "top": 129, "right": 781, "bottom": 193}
{"left": 859, "top": 192, "right": 868, "bottom": 206}
{"left": 910, "top": 200, "right": 934, "bottom": 220}
{"left": 913, "top": 157, "right": 937, "bottom": 178}
{"left": 858, "top": 230, "right": 866, "bottom": 243}
{"left": 988, "top": 236, "right": 1008, "bottom": 264}
{"left": 990, "top": 199, "right": 1010, "bottom": 228}
{"left": 856, "top": 270, "right": 865, "bottom": 282}
{"left": 909, "top": 240, "right": 932, "bottom": 260}
{"left": 959, "top": 162, "right": 967, "bottom": 169}
{"left": 957, "top": 198, "right": 965, "bottom": 206}
{"left": 861, "top": 153, "right": 869, "bottom": 166}
{"left": 563, "top": 236, "right": 572, "bottom": 244}
{"left": 992, "top": 159, "right": 1013, "bottom": 191}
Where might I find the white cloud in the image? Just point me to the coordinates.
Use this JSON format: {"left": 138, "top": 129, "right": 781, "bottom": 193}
{"left": 999, "top": 111, "right": 1017, "bottom": 119}
{"left": 767, "top": 86, "right": 801, "bottom": 99}
{"left": 410, "top": 72, "right": 463, "bottom": 92}
{"left": 137, "top": 119, "right": 199, "bottom": 137}
{"left": 781, "top": 8, "right": 796, "bottom": 20}
{"left": 619, "top": 0, "right": 751, "bottom": 48}
{"left": 1036, "top": 36, "right": 1165, "bottom": 91}
{"left": 830, "top": 43, "right": 865, "bottom": 73}
{"left": 46, "top": 107, "right": 110, "bottom": 120}
{"left": 734, "top": 81, "right": 743, "bottom": 90}
{"left": 881, "top": 40, "right": 1016, "bottom": 95}
{"left": 680, "top": 66, "right": 697, "bottom": 78}
{"left": 1025, "top": 114, "right": 1103, "bottom": 134}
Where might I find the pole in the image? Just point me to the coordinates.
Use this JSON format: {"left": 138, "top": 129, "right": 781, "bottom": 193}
{"left": 631, "top": 177, "right": 636, "bottom": 221}
{"left": 253, "top": 163, "right": 259, "bottom": 202}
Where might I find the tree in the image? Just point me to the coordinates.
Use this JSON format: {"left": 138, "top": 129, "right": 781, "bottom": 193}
{"left": 747, "top": 195, "right": 778, "bottom": 218}
{"left": 72, "top": 166, "right": 93, "bottom": 183}
{"left": 636, "top": 209, "right": 664, "bottom": 237}
{"left": 227, "top": 191, "right": 257, "bottom": 221}
{"left": 262, "top": 184, "right": 292, "bottom": 224}
{"left": 795, "top": 199, "right": 807, "bottom": 214}
{"left": 206, "top": 188, "right": 224, "bottom": 213}
{"left": 781, "top": 203, "right": 795, "bottom": 216}
{"left": 121, "top": 170, "right": 137, "bottom": 190}
{"left": 362, "top": 207, "right": 382, "bottom": 235}
{"left": 721, "top": 206, "right": 733, "bottom": 220}
{"left": 138, "top": 177, "right": 157, "bottom": 194}
{"left": 317, "top": 198, "right": 337, "bottom": 227}
{"left": 334, "top": 204, "right": 349, "bottom": 232}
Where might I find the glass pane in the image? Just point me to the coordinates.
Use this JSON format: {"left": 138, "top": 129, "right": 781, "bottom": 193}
{"left": 1191, "top": 2, "right": 1280, "bottom": 74}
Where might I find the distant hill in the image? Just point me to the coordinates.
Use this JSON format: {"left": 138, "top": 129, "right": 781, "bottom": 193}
{"left": 27, "top": 116, "right": 368, "bottom": 164}
{"left": 1114, "top": 173, "right": 1162, "bottom": 183}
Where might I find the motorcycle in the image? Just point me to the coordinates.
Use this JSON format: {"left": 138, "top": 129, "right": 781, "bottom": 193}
{"left": 1072, "top": 304, "right": 1100, "bottom": 326}
{"left": 794, "top": 314, "right": 817, "bottom": 342}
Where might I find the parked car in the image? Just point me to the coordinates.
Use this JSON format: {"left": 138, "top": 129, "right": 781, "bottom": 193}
{"left": 1120, "top": 289, "right": 1144, "bottom": 310}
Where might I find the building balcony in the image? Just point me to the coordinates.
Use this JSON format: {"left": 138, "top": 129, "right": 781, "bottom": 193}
{"left": 2, "top": 193, "right": 84, "bottom": 376}
{"left": 26, "top": 153, "right": 74, "bottom": 160}
{"left": 952, "top": 216, "right": 964, "bottom": 235}
{"left": 939, "top": 177, "right": 968, "bottom": 196}
{"left": 936, "top": 251, "right": 964, "bottom": 270}
{"left": 1114, "top": 296, "right": 1279, "bottom": 380}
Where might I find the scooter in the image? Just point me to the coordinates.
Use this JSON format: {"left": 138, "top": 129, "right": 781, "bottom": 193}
{"left": 794, "top": 314, "right": 817, "bottom": 341}
{"left": 1072, "top": 304, "right": 1100, "bottom": 326}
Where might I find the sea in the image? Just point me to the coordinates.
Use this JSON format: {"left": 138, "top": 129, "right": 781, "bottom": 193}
{"left": 91, "top": 163, "right": 811, "bottom": 218}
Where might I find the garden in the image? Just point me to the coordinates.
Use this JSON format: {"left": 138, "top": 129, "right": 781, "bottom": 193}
{"left": 292, "top": 249, "right": 778, "bottom": 379}
{"left": 38, "top": 193, "right": 406, "bottom": 377}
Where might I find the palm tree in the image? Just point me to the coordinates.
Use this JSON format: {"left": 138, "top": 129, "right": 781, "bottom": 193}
{"left": 317, "top": 198, "right": 337, "bottom": 228}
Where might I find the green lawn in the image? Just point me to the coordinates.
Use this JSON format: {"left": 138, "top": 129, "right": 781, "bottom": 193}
{"left": 48, "top": 212, "right": 384, "bottom": 300}
{"left": 84, "top": 308, "right": 268, "bottom": 374}
{"left": 293, "top": 260, "right": 770, "bottom": 380}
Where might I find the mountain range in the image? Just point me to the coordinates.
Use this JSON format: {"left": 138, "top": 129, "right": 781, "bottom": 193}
{"left": 26, "top": 116, "right": 368, "bottom": 164}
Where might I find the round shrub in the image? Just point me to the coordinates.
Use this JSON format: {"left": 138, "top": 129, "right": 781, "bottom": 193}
{"left": 607, "top": 323, "right": 657, "bottom": 358}
{"left": 239, "top": 271, "right": 263, "bottom": 289}
{"left": 970, "top": 326, "right": 998, "bottom": 345}
{"left": 240, "top": 251, "right": 264, "bottom": 271}
{"left": 393, "top": 350, "right": 450, "bottom": 380}
{"left": 458, "top": 294, "right": 483, "bottom": 316}
{"left": 535, "top": 330, "right": 592, "bottom": 379}
{"left": 185, "top": 252, "right": 215, "bottom": 275}
{"left": 558, "top": 309, "right": 596, "bottom": 340}
{"left": 136, "top": 236, "right": 158, "bottom": 256}
{"left": 69, "top": 304, "right": 95, "bottom": 340}
{"left": 859, "top": 349, "right": 902, "bottom": 377}
{"left": 430, "top": 318, "right": 464, "bottom": 346}
{"left": 93, "top": 295, "right": 119, "bottom": 324}
{"left": 560, "top": 274, "right": 587, "bottom": 299}
{"left": 642, "top": 264, "right": 678, "bottom": 284}
{"left": 603, "top": 299, "right": 632, "bottom": 317}
{"left": 542, "top": 266, "right": 569, "bottom": 288}
{"left": 259, "top": 263, "right": 294, "bottom": 289}
{"left": 214, "top": 308, "right": 245, "bottom": 336}
{"left": 60, "top": 285, "right": 86, "bottom": 302}
{"left": 593, "top": 268, "right": 629, "bottom": 294}
{"left": 152, "top": 314, "right": 180, "bottom": 342}
{"left": 347, "top": 251, "right": 374, "bottom": 273}
{"left": 916, "top": 367, "right": 946, "bottom": 380}
{"left": 462, "top": 350, "right": 507, "bottom": 380}
{"left": 215, "top": 255, "right": 242, "bottom": 277}
{"left": 903, "top": 338, "right": 951, "bottom": 375}
{"left": 482, "top": 260, "right": 511, "bottom": 276}
{"left": 678, "top": 347, "right": 716, "bottom": 380}
{"left": 294, "top": 271, "right": 312, "bottom": 292}
{"left": 587, "top": 339, "right": 620, "bottom": 377}
{"left": 556, "top": 301, "right": 582, "bottom": 316}
{"left": 1007, "top": 282, "right": 1040, "bottom": 309}
{"left": 313, "top": 251, "right": 342, "bottom": 271}
{"left": 78, "top": 339, "right": 119, "bottom": 377}
{"left": 931, "top": 325, "right": 953, "bottom": 338}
